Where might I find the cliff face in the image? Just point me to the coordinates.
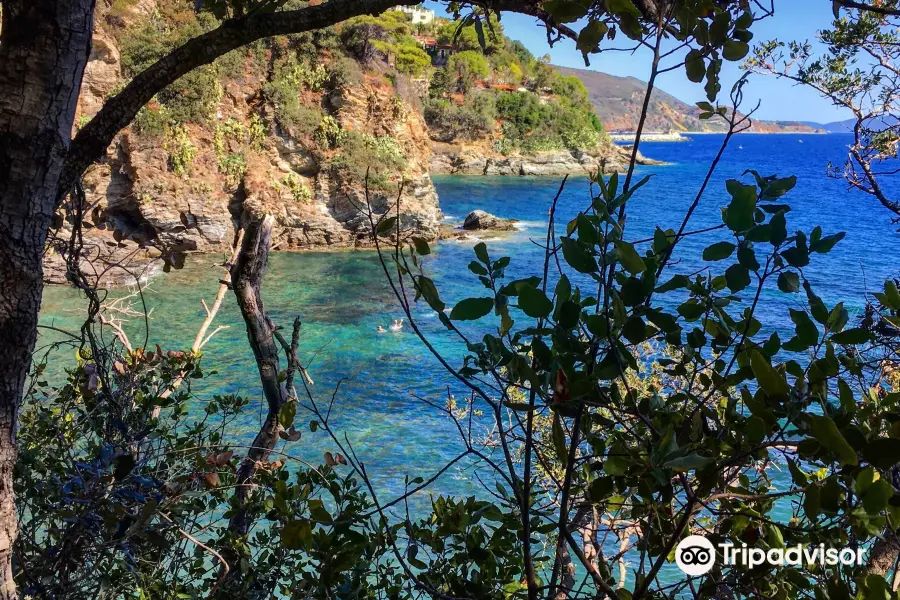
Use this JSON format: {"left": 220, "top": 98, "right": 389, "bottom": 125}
{"left": 49, "top": 4, "right": 664, "bottom": 285}
{"left": 48, "top": 3, "right": 441, "bottom": 285}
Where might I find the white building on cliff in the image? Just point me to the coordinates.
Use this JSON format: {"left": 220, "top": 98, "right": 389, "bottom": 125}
{"left": 396, "top": 4, "right": 435, "bottom": 25}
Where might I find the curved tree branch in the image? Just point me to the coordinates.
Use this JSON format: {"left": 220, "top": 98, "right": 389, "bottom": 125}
{"left": 58, "top": 0, "right": 587, "bottom": 203}
{"left": 59, "top": 0, "right": 420, "bottom": 203}
{"left": 835, "top": 0, "right": 900, "bottom": 17}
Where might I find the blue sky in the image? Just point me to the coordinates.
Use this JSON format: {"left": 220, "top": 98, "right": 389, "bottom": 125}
{"left": 422, "top": 1, "right": 850, "bottom": 124}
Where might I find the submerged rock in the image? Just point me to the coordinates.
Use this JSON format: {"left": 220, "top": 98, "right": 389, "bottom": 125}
{"left": 463, "top": 210, "right": 517, "bottom": 231}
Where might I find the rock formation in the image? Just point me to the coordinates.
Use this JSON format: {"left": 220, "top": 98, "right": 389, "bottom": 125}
{"left": 462, "top": 210, "right": 517, "bottom": 231}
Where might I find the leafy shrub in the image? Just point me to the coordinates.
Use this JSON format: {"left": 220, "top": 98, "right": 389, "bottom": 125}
{"left": 447, "top": 51, "right": 491, "bottom": 93}
{"left": 282, "top": 172, "right": 312, "bottom": 203}
{"left": 133, "top": 101, "right": 170, "bottom": 137}
{"left": 120, "top": 22, "right": 172, "bottom": 76}
{"left": 158, "top": 66, "right": 222, "bottom": 124}
{"left": 215, "top": 47, "right": 247, "bottom": 80}
{"left": 248, "top": 113, "right": 268, "bottom": 147}
{"left": 428, "top": 68, "right": 452, "bottom": 99}
{"left": 15, "top": 347, "right": 389, "bottom": 599}
{"left": 394, "top": 38, "right": 431, "bottom": 77}
{"left": 423, "top": 94, "right": 496, "bottom": 141}
{"left": 331, "top": 131, "right": 407, "bottom": 190}
{"left": 265, "top": 74, "right": 324, "bottom": 135}
{"left": 164, "top": 125, "right": 197, "bottom": 175}
{"left": 340, "top": 12, "right": 409, "bottom": 62}
{"left": 218, "top": 152, "right": 247, "bottom": 187}
{"left": 313, "top": 115, "right": 345, "bottom": 149}
{"left": 326, "top": 55, "right": 364, "bottom": 91}
{"left": 494, "top": 91, "right": 604, "bottom": 152}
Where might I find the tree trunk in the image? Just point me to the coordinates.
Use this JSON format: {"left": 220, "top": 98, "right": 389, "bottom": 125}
{"left": 228, "top": 214, "right": 286, "bottom": 535}
{"left": 0, "top": 1, "right": 96, "bottom": 596}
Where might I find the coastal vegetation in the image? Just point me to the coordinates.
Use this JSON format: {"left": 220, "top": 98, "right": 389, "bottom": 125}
{"left": 422, "top": 16, "right": 606, "bottom": 153}
{"left": 0, "top": 1, "right": 899, "bottom": 600}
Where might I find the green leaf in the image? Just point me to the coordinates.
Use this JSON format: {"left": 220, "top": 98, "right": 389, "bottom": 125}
{"left": 789, "top": 309, "right": 819, "bottom": 347}
{"left": 830, "top": 328, "right": 870, "bottom": 345}
{"left": 685, "top": 49, "right": 705, "bottom": 83}
{"left": 308, "top": 498, "right": 333, "bottom": 524}
{"left": 561, "top": 237, "right": 597, "bottom": 273}
{"left": 376, "top": 216, "right": 398, "bottom": 235}
{"left": 885, "top": 280, "right": 900, "bottom": 310}
{"left": 576, "top": 20, "right": 608, "bottom": 53}
{"left": 468, "top": 261, "right": 488, "bottom": 276}
{"left": 778, "top": 272, "right": 800, "bottom": 293}
{"left": 279, "top": 400, "right": 296, "bottom": 429}
{"left": 656, "top": 275, "right": 689, "bottom": 293}
{"left": 552, "top": 413, "right": 568, "bottom": 464}
{"left": 804, "top": 483, "right": 821, "bottom": 521}
{"left": 750, "top": 352, "right": 790, "bottom": 396}
{"left": 781, "top": 244, "right": 809, "bottom": 268}
{"left": 415, "top": 276, "right": 445, "bottom": 312}
{"left": 474, "top": 17, "right": 487, "bottom": 50}
{"left": 662, "top": 452, "right": 713, "bottom": 472}
{"left": 725, "top": 264, "right": 751, "bottom": 292}
{"left": 863, "top": 438, "right": 900, "bottom": 470}
{"left": 724, "top": 181, "right": 757, "bottom": 232}
{"left": 809, "top": 232, "right": 845, "bottom": 254}
{"left": 737, "top": 244, "right": 760, "bottom": 270}
{"left": 678, "top": 300, "right": 706, "bottom": 321}
{"left": 615, "top": 241, "right": 646, "bottom": 274}
{"left": 281, "top": 519, "right": 313, "bottom": 550}
{"left": 863, "top": 478, "right": 893, "bottom": 515}
{"left": 787, "top": 458, "right": 808, "bottom": 486}
{"left": 450, "top": 298, "right": 494, "bottom": 321}
{"left": 809, "top": 415, "right": 858, "bottom": 467}
{"left": 411, "top": 237, "right": 431, "bottom": 255}
{"left": 518, "top": 286, "right": 553, "bottom": 319}
{"left": 702, "top": 242, "right": 736, "bottom": 261}
{"left": 474, "top": 242, "right": 489, "bottom": 264}
{"left": 543, "top": 0, "right": 590, "bottom": 23}
{"left": 766, "top": 524, "right": 785, "bottom": 549}
{"left": 723, "top": 40, "right": 749, "bottom": 61}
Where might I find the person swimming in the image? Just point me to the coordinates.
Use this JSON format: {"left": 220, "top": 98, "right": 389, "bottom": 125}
{"left": 377, "top": 325, "right": 386, "bottom": 332}
{"left": 391, "top": 318, "right": 404, "bottom": 331}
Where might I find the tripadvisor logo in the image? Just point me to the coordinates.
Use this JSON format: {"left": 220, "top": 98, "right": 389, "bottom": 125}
{"left": 675, "top": 535, "right": 867, "bottom": 576}
{"left": 675, "top": 536, "right": 716, "bottom": 576}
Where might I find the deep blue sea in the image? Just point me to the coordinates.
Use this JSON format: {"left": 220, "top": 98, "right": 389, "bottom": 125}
{"left": 38, "top": 132, "right": 900, "bottom": 535}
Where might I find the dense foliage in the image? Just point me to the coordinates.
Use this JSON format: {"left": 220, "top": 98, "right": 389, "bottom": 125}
{"left": 373, "top": 164, "right": 900, "bottom": 599}
{"left": 13, "top": 1, "right": 900, "bottom": 599}
{"left": 423, "top": 16, "right": 606, "bottom": 153}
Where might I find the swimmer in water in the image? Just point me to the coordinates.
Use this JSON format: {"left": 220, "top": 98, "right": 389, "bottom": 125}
{"left": 377, "top": 325, "right": 386, "bottom": 332}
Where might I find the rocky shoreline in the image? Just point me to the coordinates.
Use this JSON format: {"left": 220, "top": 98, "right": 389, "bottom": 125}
{"left": 429, "top": 141, "right": 664, "bottom": 177}
{"left": 46, "top": 3, "right": 666, "bottom": 287}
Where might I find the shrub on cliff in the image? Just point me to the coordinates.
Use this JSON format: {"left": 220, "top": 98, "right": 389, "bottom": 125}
{"left": 340, "top": 12, "right": 410, "bottom": 63}
{"left": 330, "top": 131, "right": 407, "bottom": 190}
{"left": 394, "top": 37, "right": 432, "bottom": 78}
{"left": 448, "top": 51, "right": 492, "bottom": 94}
{"left": 423, "top": 94, "right": 496, "bottom": 142}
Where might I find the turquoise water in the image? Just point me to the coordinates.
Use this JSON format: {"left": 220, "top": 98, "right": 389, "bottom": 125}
{"left": 38, "top": 133, "right": 900, "bottom": 519}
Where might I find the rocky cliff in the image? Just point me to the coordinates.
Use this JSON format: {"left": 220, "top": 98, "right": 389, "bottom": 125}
{"left": 48, "top": 2, "right": 441, "bottom": 285}
{"left": 49, "top": 3, "right": 661, "bottom": 285}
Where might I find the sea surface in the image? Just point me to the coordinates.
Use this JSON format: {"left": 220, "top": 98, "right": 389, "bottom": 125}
{"left": 37, "top": 133, "right": 900, "bottom": 581}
